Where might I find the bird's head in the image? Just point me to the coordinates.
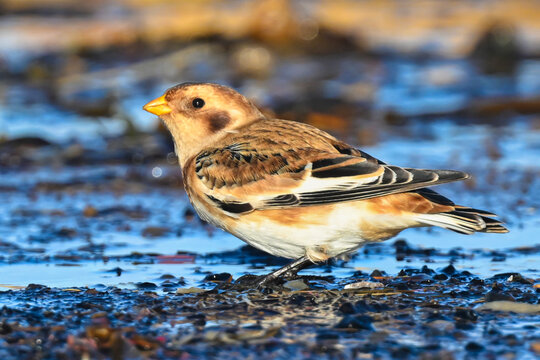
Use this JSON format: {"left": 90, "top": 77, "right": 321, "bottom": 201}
{"left": 143, "top": 82, "right": 264, "bottom": 166}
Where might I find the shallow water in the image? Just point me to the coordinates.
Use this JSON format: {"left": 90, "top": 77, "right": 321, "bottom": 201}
{"left": 1, "top": 120, "right": 538, "bottom": 289}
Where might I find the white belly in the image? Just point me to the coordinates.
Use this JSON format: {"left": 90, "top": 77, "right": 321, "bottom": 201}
{"left": 224, "top": 203, "right": 417, "bottom": 260}
{"left": 232, "top": 221, "right": 362, "bottom": 259}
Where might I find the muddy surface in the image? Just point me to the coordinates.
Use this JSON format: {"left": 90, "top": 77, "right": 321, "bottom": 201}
{"left": 1, "top": 0, "right": 540, "bottom": 359}
{"left": 1, "top": 265, "right": 539, "bottom": 359}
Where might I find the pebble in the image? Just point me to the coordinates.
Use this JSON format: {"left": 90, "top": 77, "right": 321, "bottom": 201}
{"left": 135, "top": 282, "right": 157, "bottom": 290}
{"left": 176, "top": 287, "right": 207, "bottom": 294}
{"left": 203, "top": 273, "right": 233, "bottom": 283}
{"left": 477, "top": 301, "right": 540, "bottom": 314}
{"left": 465, "top": 341, "right": 484, "bottom": 352}
{"left": 485, "top": 290, "right": 516, "bottom": 302}
{"left": 141, "top": 226, "right": 170, "bottom": 238}
{"left": 335, "top": 315, "right": 374, "bottom": 331}
{"left": 344, "top": 281, "right": 384, "bottom": 290}
{"left": 441, "top": 264, "right": 456, "bottom": 275}
{"left": 0, "top": 322, "right": 13, "bottom": 335}
{"left": 283, "top": 279, "right": 309, "bottom": 291}
{"left": 369, "top": 270, "right": 385, "bottom": 278}
{"left": 454, "top": 307, "right": 478, "bottom": 321}
{"left": 82, "top": 205, "right": 98, "bottom": 217}
{"left": 506, "top": 274, "right": 534, "bottom": 285}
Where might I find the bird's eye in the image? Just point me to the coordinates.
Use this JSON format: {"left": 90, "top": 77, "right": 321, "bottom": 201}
{"left": 192, "top": 98, "right": 205, "bottom": 109}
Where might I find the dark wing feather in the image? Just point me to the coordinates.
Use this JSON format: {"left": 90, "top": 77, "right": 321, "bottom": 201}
{"left": 263, "top": 167, "right": 468, "bottom": 208}
{"left": 194, "top": 142, "right": 307, "bottom": 190}
{"left": 194, "top": 138, "right": 468, "bottom": 213}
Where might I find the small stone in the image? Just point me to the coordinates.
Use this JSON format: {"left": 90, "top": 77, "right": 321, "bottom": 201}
{"left": 203, "top": 273, "right": 232, "bottom": 283}
{"left": 427, "top": 320, "right": 454, "bottom": 332}
{"left": 335, "top": 315, "right": 373, "bottom": 331}
{"left": 86, "top": 325, "right": 113, "bottom": 344}
{"left": 25, "top": 284, "right": 48, "bottom": 291}
{"left": 354, "top": 300, "right": 374, "bottom": 313}
{"left": 485, "top": 289, "right": 515, "bottom": 302}
{"left": 188, "top": 314, "right": 206, "bottom": 327}
{"left": 433, "top": 274, "right": 449, "bottom": 280}
{"left": 283, "top": 279, "right": 309, "bottom": 291}
{"left": 469, "top": 278, "right": 484, "bottom": 286}
{"left": 176, "top": 287, "right": 206, "bottom": 294}
{"left": 506, "top": 274, "right": 533, "bottom": 285}
{"left": 141, "top": 226, "right": 170, "bottom": 238}
{"left": 441, "top": 264, "right": 456, "bottom": 275}
{"left": 338, "top": 302, "right": 357, "bottom": 314}
{"left": 135, "top": 282, "right": 157, "bottom": 290}
{"left": 394, "top": 283, "right": 409, "bottom": 290}
{"left": 288, "top": 294, "right": 314, "bottom": 306}
{"left": 454, "top": 307, "right": 478, "bottom": 321}
{"left": 184, "top": 208, "right": 196, "bottom": 221}
{"left": 465, "top": 342, "right": 484, "bottom": 352}
{"left": 83, "top": 205, "right": 98, "bottom": 217}
{"left": 0, "top": 322, "right": 12, "bottom": 335}
{"left": 344, "top": 281, "right": 384, "bottom": 290}
{"left": 477, "top": 301, "right": 540, "bottom": 313}
{"left": 316, "top": 331, "right": 339, "bottom": 342}
{"left": 107, "top": 267, "right": 122, "bottom": 276}
{"left": 131, "top": 334, "right": 161, "bottom": 351}
{"left": 159, "top": 274, "right": 176, "bottom": 279}
{"left": 161, "top": 280, "right": 178, "bottom": 288}
{"left": 338, "top": 300, "right": 372, "bottom": 314}
{"left": 421, "top": 265, "right": 435, "bottom": 275}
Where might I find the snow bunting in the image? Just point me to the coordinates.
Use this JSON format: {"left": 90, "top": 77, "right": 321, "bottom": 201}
{"left": 144, "top": 82, "right": 508, "bottom": 285}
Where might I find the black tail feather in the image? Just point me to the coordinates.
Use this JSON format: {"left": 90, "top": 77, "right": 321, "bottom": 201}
{"left": 417, "top": 208, "right": 508, "bottom": 234}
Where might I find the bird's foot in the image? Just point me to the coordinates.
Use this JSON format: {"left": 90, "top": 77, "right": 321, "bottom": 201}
{"left": 254, "top": 273, "right": 280, "bottom": 290}
{"left": 228, "top": 256, "right": 314, "bottom": 291}
{"left": 254, "top": 255, "right": 313, "bottom": 290}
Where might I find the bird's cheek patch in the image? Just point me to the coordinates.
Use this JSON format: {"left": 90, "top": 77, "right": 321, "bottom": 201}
{"left": 206, "top": 111, "right": 231, "bottom": 132}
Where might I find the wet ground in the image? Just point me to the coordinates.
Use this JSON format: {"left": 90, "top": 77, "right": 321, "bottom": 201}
{"left": 1, "top": 1, "right": 540, "bottom": 359}
{"left": 1, "top": 121, "right": 539, "bottom": 359}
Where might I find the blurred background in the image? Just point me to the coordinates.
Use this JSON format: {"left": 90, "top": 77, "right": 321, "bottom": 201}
{"left": 2, "top": 0, "right": 540, "bottom": 143}
{"left": 2, "top": 2, "right": 540, "bottom": 358}
{"left": 1, "top": 0, "right": 540, "bottom": 287}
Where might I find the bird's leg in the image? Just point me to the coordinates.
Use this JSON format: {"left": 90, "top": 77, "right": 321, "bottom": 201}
{"left": 256, "top": 255, "right": 313, "bottom": 288}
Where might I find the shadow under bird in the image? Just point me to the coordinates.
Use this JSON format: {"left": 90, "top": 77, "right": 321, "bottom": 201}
{"left": 143, "top": 82, "right": 508, "bottom": 287}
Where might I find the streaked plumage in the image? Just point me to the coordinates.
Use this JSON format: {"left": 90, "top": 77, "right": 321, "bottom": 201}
{"left": 144, "top": 83, "right": 508, "bottom": 268}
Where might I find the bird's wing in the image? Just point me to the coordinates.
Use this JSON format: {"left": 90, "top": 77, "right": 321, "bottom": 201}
{"left": 191, "top": 142, "right": 469, "bottom": 215}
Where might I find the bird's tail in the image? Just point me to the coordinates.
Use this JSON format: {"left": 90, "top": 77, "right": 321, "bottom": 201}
{"left": 415, "top": 206, "right": 509, "bottom": 235}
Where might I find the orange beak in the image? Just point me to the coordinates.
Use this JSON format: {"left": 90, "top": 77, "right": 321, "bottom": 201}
{"left": 143, "top": 95, "right": 172, "bottom": 116}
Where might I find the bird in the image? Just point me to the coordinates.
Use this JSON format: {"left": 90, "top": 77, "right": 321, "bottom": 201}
{"left": 143, "top": 82, "right": 508, "bottom": 286}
